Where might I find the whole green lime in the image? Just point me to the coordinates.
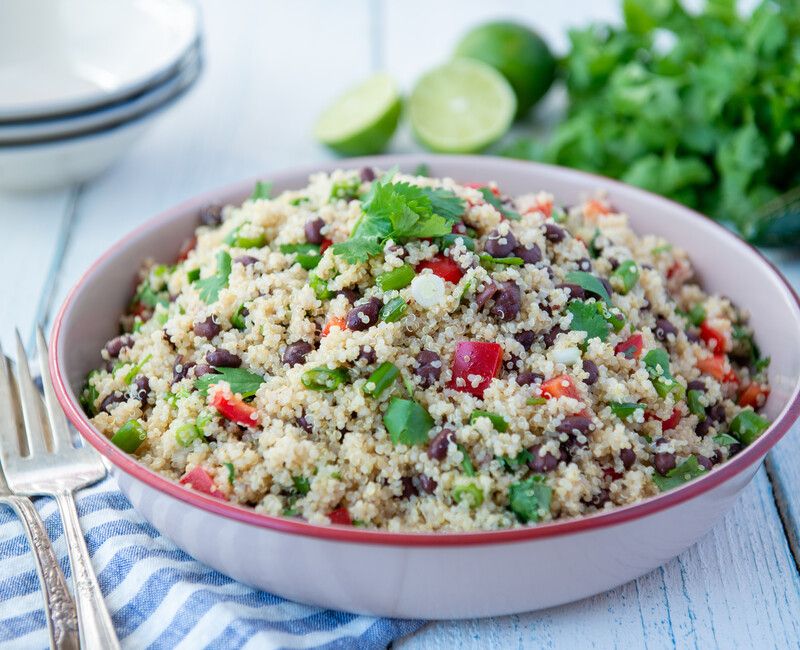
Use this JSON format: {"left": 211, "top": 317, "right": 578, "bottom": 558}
{"left": 454, "top": 21, "right": 556, "bottom": 118}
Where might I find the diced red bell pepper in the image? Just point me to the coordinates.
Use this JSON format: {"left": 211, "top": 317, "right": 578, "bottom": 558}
{"left": 661, "top": 407, "right": 682, "bottom": 431}
{"left": 465, "top": 182, "right": 500, "bottom": 197}
{"left": 696, "top": 355, "right": 738, "bottom": 384}
{"left": 328, "top": 507, "right": 352, "bottom": 526}
{"left": 320, "top": 238, "right": 333, "bottom": 253}
{"left": 177, "top": 236, "right": 197, "bottom": 262}
{"left": 699, "top": 321, "right": 728, "bottom": 354}
{"left": 603, "top": 466, "right": 623, "bottom": 481}
{"left": 738, "top": 383, "right": 770, "bottom": 408}
{"left": 584, "top": 199, "right": 610, "bottom": 219}
{"left": 322, "top": 316, "right": 347, "bottom": 337}
{"left": 448, "top": 341, "right": 503, "bottom": 398}
{"left": 180, "top": 466, "right": 226, "bottom": 499}
{"left": 666, "top": 260, "right": 684, "bottom": 279}
{"left": 541, "top": 374, "right": 580, "bottom": 400}
{"left": 129, "top": 302, "right": 152, "bottom": 320}
{"left": 416, "top": 254, "right": 464, "bottom": 284}
{"left": 614, "top": 333, "right": 643, "bottom": 359}
{"left": 210, "top": 386, "right": 259, "bottom": 427}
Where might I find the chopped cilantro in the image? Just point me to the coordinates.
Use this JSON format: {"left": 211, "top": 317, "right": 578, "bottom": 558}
{"left": 498, "top": 449, "right": 533, "bottom": 471}
{"left": 195, "top": 366, "right": 265, "bottom": 397}
{"left": 383, "top": 397, "right": 434, "bottom": 446}
{"left": 479, "top": 187, "right": 521, "bottom": 220}
{"left": 643, "top": 348, "right": 683, "bottom": 399}
{"left": 196, "top": 251, "right": 232, "bottom": 303}
{"left": 292, "top": 476, "right": 311, "bottom": 495}
{"left": 508, "top": 475, "right": 551, "bottom": 523}
{"left": 730, "top": 409, "right": 770, "bottom": 445}
{"left": 713, "top": 433, "right": 740, "bottom": 447}
{"left": 469, "top": 410, "right": 508, "bottom": 432}
{"left": 567, "top": 300, "right": 610, "bottom": 341}
{"left": 652, "top": 456, "right": 707, "bottom": 492}
{"left": 565, "top": 271, "right": 611, "bottom": 303}
{"left": 610, "top": 402, "right": 644, "bottom": 419}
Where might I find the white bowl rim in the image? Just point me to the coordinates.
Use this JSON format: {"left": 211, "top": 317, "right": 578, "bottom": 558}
{"left": 49, "top": 154, "right": 800, "bottom": 547}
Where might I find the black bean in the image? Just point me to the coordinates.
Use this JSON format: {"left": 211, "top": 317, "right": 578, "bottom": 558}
{"left": 199, "top": 204, "right": 223, "bottom": 227}
{"left": 514, "top": 330, "right": 537, "bottom": 351}
{"left": 194, "top": 364, "right": 215, "bottom": 378}
{"left": 654, "top": 452, "right": 677, "bottom": 475}
{"left": 428, "top": 428, "right": 455, "bottom": 460}
{"left": 599, "top": 277, "right": 614, "bottom": 297}
{"left": 193, "top": 316, "right": 221, "bottom": 339}
{"left": 475, "top": 281, "right": 498, "bottom": 310}
{"left": 687, "top": 379, "right": 706, "bottom": 392}
{"left": 400, "top": 477, "right": 418, "bottom": 499}
{"left": 607, "top": 257, "right": 619, "bottom": 270}
{"left": 655, "top": 317, "right": 678, "bottom": 342}
{"left": 707, "top": 404, "right": 727, "bottom": 424}
{"left": 640, "top": 299, "right": 652, "bottom": 311}
{"left": 728, "top": 442, "right": 743, "bottom": 457}
{"left": 620, "top": 447, "right": 636, "bottom": 469}
{"left": 346, "top": 297, "right": 381, "bottom": 331}
{"left": 100, "top": 392, "right": 126, "bottom": 413}
{"left": 542, "top": 325, "right": 563, "bottom": 348}
{"left": 556, "top": 416, "right": 593, "bottom": 436}
{"left": 556, "top": 283, "right": 585, "bottom": 300}
{"left": 360, "top": 166, "right": 375, "bottom": 182}
{"left": 417, "top": 474, "right": 437, "bottom": 494}
{"left": 528, "top": 444, "right": 560, "bottom": 473}
{"left": 105, "top": 335, "right": 134, "bottom": 358}
{"left": 336, "top": 287, "right": 360, "bottom": 304}
{"left": 695, "top": 418, "right": 711, "bottom": 437}
{"left": 357, "top": 346, "right": 377, "bottom": 365}
{"left": 503, "top": 355, "right": 521, "bottom": 373}
{"left": 234, "top": 255, "right": 258, "bottom": 266}
{"left": 542, "top": 265, "right": 555, "bottom": 280}
{"left": 710, "top": 451, "right": 723, "bottom": 465}
{"left": 415, "top": 349, "right": 441, "bottom": 388}
{"left": 172, "top": 355, "right": 195, "bottom": 383}
{"left": 283, "top": 341, "right": 313, "bottom": 366}
{"left": 696, "top": 455, "right": 714, "bottom": 471}
{"left": 134, "top": 376, "right": 150, "bottom": 403}
{"left": 543, "top": 223, "right": 565, "bottom": 243}
{"left": 588, "top": 488, "right": 611, "bottom": 508}
{"left": 685, "top": 329, "right": 701, "bottom": 343}
{"left": 491, "top": 281, "right": 521, "bottom": 321}
{"left": 296, "top": 415, "right": 313, "bottom": 434}
{"left": 582, "top": 359, "right": 599, "bottom": 386}
{"left": 207, "top": 348, "right": 242, "bottom": 368}
{"left": 576, "top": 257, "right": 592, "bottom": 272}
{"left": 516, "top": 371, "right": 544, "bottom": 386}
{"left": 484, "top": 228, "right": 517, "bottom": 258}
{"left": 514, "top": 243, "right": 542, "bottom": 265}
{"left": 304, "top": 217, "right": 325, "bottom": 245}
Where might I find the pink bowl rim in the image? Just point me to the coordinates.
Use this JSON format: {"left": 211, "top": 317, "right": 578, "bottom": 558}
{"left": 50, "top": 154, "right": 800, "bottom": 547}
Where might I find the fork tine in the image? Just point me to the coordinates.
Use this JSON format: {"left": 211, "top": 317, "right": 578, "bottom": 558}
{"left": 0, "top": 343, "right": 25, "bottom": 464}
{"left": 36, "top": 326, "right": 74, "bottom": 452}
{"left": 14, "top": 329, "right": 49, "bottom": 457}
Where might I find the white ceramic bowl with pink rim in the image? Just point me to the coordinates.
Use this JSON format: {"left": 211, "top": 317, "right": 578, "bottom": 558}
{"left": 50, "top": 155, "right": 800, "bottom": 619}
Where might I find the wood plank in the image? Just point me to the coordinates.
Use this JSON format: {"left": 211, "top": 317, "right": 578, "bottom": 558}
{"left": 396, "top": 468, "right": 800, "bottom": 649}
{"left": 46, "top": 0, "right": 372, "bottom": 325}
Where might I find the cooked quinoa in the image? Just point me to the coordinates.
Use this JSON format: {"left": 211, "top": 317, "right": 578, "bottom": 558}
{"left": 81, "top": 167, "right": 772, "bottom": 531}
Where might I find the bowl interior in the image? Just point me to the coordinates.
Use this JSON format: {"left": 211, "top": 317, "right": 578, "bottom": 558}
{"left": 0, "top": 0, "right": 199, "bottom": 119}
{"left": 51, "top": 155, "right": 800, "bottom": 539}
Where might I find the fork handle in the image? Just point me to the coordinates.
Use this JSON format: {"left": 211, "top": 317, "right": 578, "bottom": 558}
{"left": 8, "top": 496, "right": 79, "bottom": 650}
{"left": 54, "top": 490, "right": 121, "bottom": 650}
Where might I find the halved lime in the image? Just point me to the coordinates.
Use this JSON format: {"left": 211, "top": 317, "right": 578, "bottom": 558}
{"left": 314, "top": 73, "right": 402, "bottom": 156}
{"left": 454, "top": 21, "right": 556, "bottom": 118}
{"left": 409, "top": 59, "right": 516, "bottom": 153}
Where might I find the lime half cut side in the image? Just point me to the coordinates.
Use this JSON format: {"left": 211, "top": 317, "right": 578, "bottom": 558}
{"left": 314, "top": 73, "right": 402, "bottom": 156}
{"left": 409, "top": 59, "right": 516, "bottom": 154}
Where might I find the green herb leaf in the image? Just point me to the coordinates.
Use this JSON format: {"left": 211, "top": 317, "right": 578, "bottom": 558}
{"left": 469, "top": 410, "right": 509, "bottom": 432}
{"left": 643, "top": 348, "right": 683, "bottom": 398}
{"left": 195, "top": 366, "right": 265, "bottom": 397}
{"left": 250, "top": 181, "right": 272, "bottom": 200}
{"left": 478, "top": 254, "right": 524, "bottom": 269}
{"left": 508, "top": 475, "right": 552, "bottom": 523}
{"left": 730, "top": 409, "right": 770, "bottom": 445}
{"left": 479, "top": 187, "right": 521, "bottom": 220}
{"left": 610, "top": 260, "right": 639, "bottom": 294}
{"left": 687, "top": 389, "right": 706, "bottom": 419}
{"left": 111, "top": 419, "right": 147, "bottom": 453}
{"left": 498, "top": 449, "right": 533, "bottom": 471}
{"left": 383, "top": 397, "right": 434, "bottom": 446}
{"left": 564, "top": 271, "right": 611, "bottom": 303}
{"left": 456, "top": 443, "right": 476, "bottom": 476}
{"left": 224, "top": 462, "right": 235, "bottom": 485}
{"left": 196, "top": 251, "right": 232, "bottom": 303}
{"left": 567, "top": 300, "right": 611, "bottom": 341}
{"left": 713, "top": 433, "right": 740, "bottom": 447}
{"left": 292, "top": 475, "right": 311, "bottom": 495}
{"left": 610, "top": 401, "right": 644, "bottom": 419}
{"left": 652, "top": 456, "right": 707, "bottom": 492}
{"left": 301, "top": 366, "right": 349, "bottom": 392}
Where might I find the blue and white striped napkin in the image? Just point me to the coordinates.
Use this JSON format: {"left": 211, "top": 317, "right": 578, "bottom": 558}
{"left": 0, "top": 477, "right": 423, "bottom": 649}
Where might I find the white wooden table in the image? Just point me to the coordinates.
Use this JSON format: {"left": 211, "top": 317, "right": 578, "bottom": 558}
{"left": 3, "top": 2, "right": 799, "bottom": 647}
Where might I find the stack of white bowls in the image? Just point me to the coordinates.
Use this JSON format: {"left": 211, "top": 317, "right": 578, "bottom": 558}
{"left": 0, "top": 0, "right": 202, "bottom": 192}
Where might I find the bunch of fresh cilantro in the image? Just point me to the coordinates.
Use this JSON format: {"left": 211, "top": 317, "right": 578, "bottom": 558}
{"left": 503, "top": 0, "right": 800, "bottom": 247}
{"left": 332, "top": 171, "right": 466, "bottom": 263}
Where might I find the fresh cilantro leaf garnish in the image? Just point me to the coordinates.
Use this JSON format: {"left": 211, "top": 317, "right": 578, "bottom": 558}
{"left": 713, "top": 433, "right": 739, "bottom": 447}
{"left": 196, "top": 251, "right": 232, "bottom": 303}
{"left": 479, "top": 187, "right": 521, "bottom": 221}
{"left": 564, "top": 271, "right": 611, "bottom": 303}
{"left": 567, "top": 300, "right": 610, "bottom": 341}
{"left": 652, "top": 456, "right": 707, "bottom": 492}
{"left": 643, "top": 348, "right": 683, "bottom": 398}
{"left": 508, "top": 475, "right": 551, "bottom": 523}
{"left": 610, "top": 402, "right": 644, "bottom": 419}
{"left": 250, "top": 181, "right": 272, "bottom": 200}
{"left": 383, "top": 397, "right": 434, "bottom": 446}
{"left": 332, "top": 178, "right": 465, "bottom": 264}
{"left": 195, "top": 366, "right": 265, "bottom": 397}
{"left": 498, "top": 449, "right": 533, "bottom": 471}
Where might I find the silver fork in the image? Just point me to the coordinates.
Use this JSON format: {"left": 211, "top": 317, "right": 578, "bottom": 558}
{"left": 0, "top": 395, "right": 78, "bottom": 650}
{"left": 0, "top": 329, "right": 121, "bottom": 650}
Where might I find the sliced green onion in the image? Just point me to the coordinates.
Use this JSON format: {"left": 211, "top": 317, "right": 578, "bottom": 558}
{"left": 363, "top": 362, "right": 400, "bottom": 398}
{"left": 280, "top": 243, "right": 322, "bottom": 270}
{"left": 730, "top": 409, "right": 770, "bottom": 445}
{"left": 452, "top": 481, "right": 483, "bottom": 507}
{"left": 610, "top": 402, "right": 644, "bottom": 419}
{"left": 230, "top": 304, "right": 247, "bottom": 330}
{"left": 301, "top": 366, "right": 349, "bottom": 392}
{"left": 469, "top": 410, "right": 508, "bottom": 432}
{"left": 687, "top": 390, "right": 706, "bottom": 420}
{"left": 309, "top": 273, "right": 332, "bottom": 300}
{"left": 250, "top": 180, "right": 272, "bottom": 200}
{"left": 379, "top": 296, "right": 407, "bottom": 323}
{"left": 478, "top": 254, "right": 524, "bottom": 269}
{"left": 187, "top": 268, "right": 201, "bottom": 283}
{"left": 224, "top": 462, "right": 235, "bottom": 485}
{"left": 456, "top": 443, "right": 476, "bottom": 476}
{"left": 376, "top": 265, "right": 415, "bottom": 291}
{"left": 175, "top": 422, "right": 201, "bottom": 447}
{"left": 687, "top": 304, "right": 706, "bottom": 326}
{"left": 111, "top": 420, "right": 147, "bottom": 453}
{"left": 713, "top": 433, "right": 739, "bottom": 447}
{"left": 610, "top": 260, "right": 639, "bottom": 294}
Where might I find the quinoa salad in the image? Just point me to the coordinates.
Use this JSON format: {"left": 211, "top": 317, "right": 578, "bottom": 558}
{"left": 81, "top": 167, "right": 772, "bottom": 532}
